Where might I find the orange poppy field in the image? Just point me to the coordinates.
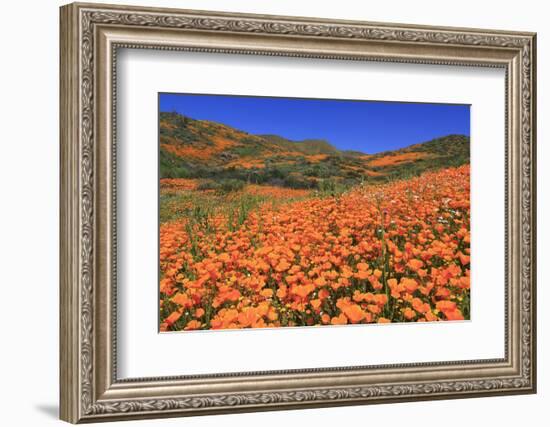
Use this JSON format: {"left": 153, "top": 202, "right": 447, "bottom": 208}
{"left": 159, "top": 165, "right": 470, "bottom": 331}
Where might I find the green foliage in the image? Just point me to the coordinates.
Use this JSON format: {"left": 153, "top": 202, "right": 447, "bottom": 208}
{"left": 260, "top": 135, "right": 339, "bottom": 155}
{"left": 160, "top": 185, "right": 310, "bottom": 234}
{"left": 316, "top": 178, "right": 348, "bottom": 197}
{"left": 160, "top": 112, "right": 197, "bottom": 144}
{"left": 159, "top": 148, "right": 192, "bottom": 178}
{"left": 303, "top": 164, "right": 332, "bottom": 178}
{"left": 227, "top": 195, "right": 262, "bottom": 231}
{"left": 194, "top": 178, "right": 246, "bottom": 193}
{"left": 196, "top": 180, "right": 219, "bottom": 191}
{"left": 283, "top": 174, "right": 313, "bottom": 189}
{"left": 230, "top": 144, "right": 264, "bottom": 157}
{"left": 219, "top": 179, "right": 246, "bottom": 193}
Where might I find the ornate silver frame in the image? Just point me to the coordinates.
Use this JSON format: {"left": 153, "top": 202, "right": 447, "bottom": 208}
{"left": 60, "top": 2, "right": 537, "bottom": 423}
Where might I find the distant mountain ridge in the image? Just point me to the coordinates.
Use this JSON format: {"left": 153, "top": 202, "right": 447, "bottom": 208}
{"left": 159, "top": 111, "right": 469, "bottom": 188}
{"left": 259, "top": 134, "right": 341, "bottom": 156}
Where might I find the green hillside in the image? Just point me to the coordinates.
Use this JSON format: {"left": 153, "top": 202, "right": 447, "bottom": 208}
{"left": 159, "top": 111, "right": 470, "bottom": 189}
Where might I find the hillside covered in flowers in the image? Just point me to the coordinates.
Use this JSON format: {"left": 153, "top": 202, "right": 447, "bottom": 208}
{"left": 159, "top": 164, "right": 470, "bottom": 331}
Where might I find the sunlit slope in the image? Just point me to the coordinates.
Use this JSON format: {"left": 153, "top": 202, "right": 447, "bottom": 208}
{"left": 160, "top": 111, "right": 469, "bottom": 187}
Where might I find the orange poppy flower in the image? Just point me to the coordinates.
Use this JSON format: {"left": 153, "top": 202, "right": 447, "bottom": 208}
{"left": 310, "top": 299, "right": 322, "bottom": 310}
{"left": 185, "top": 320, "right": 202, "bottom": 330}
{"left": 330, "top": 313, "right": 348, "bottom": 325}
{"left": 171, "top": 293, "right": 193, "bottom": 308}
{"left": 444, "top": 309, "right": 464, "bottom": 321}
{"left": 407, "top": 259, "right": 424, "bottom": 271}
{"left": 260, "top": 288, "right": 274, "bottom": 298}
{"left": 401, "top": 278, "right": 419, "bottom": 294}
{"left": 293, "top": 284, "right": 315, "bottom": 299}
{"left": 356, "top": 262, "right": 369, "bottom": 271}
{"left": 403, "top": 308, "right": 416, "bottom": 320}
{"left": 341, "top": 303, "right": 367, "bottom": 323}
{"left": 276, "top": 285, "right": 288, "bottom": 299}
{"left": 165, "top": 309, "right": 183, "bottom": 326}
{"left": 436, "top": 300, "right": 457, "bottom": 312}
{"left": 274, "top": 259, "right": 291, "bottom": 272}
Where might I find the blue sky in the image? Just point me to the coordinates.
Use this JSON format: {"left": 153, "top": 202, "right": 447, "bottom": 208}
{"left": 159, "top": 93, "right": 470, "bottom": 154}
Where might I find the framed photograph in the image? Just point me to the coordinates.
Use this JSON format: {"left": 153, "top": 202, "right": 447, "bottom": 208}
{"left": 60, "top": 2, "right": 537, "bottom": 423}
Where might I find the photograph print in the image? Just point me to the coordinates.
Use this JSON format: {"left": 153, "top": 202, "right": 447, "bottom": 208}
{"left": 158, "top": 93, "right": 471, "bottom": 332}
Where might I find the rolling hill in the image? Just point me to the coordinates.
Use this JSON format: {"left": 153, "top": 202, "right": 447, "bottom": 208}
{"left": 159, "top": 111, "right": 469, "bottom": 189}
